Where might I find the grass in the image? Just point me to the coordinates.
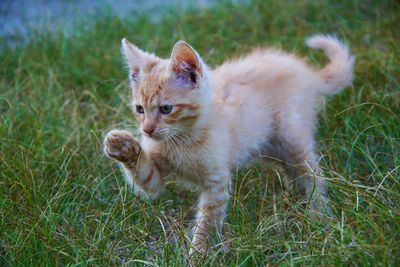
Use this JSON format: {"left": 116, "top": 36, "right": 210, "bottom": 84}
{"left": 0, "top": 0, "right": 399, "bottom": 265}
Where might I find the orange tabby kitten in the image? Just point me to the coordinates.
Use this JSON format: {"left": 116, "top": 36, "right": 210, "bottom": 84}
{"left": 104, "top": 35, "right": 354, "bottom": 253}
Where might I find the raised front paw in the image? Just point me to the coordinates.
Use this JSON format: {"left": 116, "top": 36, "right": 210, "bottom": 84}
{"left": 104, "top": 129, "right": 141, "bottom": 164}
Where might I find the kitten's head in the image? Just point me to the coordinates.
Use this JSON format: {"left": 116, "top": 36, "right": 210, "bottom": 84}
{"left": 121, "top": 39, "right": 211, "bottom": 141}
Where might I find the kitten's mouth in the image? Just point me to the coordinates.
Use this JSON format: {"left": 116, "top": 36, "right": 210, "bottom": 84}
{"left": 142, "top": 130, "right": 166, "bottom": 141}
{"left": 150, "top": 134, "right": 163, "bottom": 140}
{"left": 142, "top": 128, "right": 184, "bottom": 142}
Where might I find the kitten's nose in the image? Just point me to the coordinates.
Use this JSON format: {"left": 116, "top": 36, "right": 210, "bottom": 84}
{"left": 143, "top": 126, "right": 155, "bottom": 136}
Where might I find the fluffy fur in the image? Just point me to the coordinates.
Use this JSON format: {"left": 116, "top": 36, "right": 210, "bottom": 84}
{"left": 104, "top": 34, "right": 354, "bottom": 253}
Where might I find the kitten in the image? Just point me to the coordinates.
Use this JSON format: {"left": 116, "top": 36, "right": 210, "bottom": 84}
{"left": 104, "top": 35, "right": 354, "bottom": 253}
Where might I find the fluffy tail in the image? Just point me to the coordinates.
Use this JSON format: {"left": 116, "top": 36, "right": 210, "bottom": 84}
{"left": 306, "top": 34, "right": 355, "bottom": 95}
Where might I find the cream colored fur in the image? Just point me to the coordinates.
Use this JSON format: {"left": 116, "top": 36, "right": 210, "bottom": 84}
{"left": 104, "top": 34, "right": 354, "bottom": 254}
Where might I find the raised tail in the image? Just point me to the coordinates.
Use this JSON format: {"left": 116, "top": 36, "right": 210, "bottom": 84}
{"left": 306, "top": 34, "right": 355, "bottom": 95}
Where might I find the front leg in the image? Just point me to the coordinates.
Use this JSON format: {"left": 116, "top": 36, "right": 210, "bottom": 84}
{"left": 104, "top": 129, "right": 167, "bottom": 196}
{"left": 191, "top": 176, "right": 230, "bottom": 254}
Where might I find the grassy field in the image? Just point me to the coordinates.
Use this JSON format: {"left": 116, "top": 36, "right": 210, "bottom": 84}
{"left": 1, "top": 0, "right": 399, "bottom": 265}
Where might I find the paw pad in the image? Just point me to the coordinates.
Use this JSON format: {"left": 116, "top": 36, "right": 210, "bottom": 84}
{"left": 104, "top": 130, "right": 141, "bottom": 163}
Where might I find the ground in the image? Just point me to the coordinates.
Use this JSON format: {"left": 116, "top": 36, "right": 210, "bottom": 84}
{"left": 0, "top": 0, "right": 399, "bottom": 265}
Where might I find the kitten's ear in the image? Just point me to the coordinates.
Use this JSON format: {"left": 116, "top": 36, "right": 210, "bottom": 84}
{"left": 169, "top": 41, "right": 203, "bottom": 84}
{"left": 121, "top": 38, "right": 147, "bottom": 81}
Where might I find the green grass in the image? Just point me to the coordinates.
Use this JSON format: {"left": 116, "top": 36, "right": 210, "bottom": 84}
{"left": 1, "top": 0, "right": 399, "bottom": 265}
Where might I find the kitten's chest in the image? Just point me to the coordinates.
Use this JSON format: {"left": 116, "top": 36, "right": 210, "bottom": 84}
{"left": 164, "top": 144, "right": 210, "bottom": 183}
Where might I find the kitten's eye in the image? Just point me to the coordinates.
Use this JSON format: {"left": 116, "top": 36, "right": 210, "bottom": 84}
{"left": 136, "top": 105, "right": 144, "bottom": 114}
{"left": 159, "top": 105, "right": 173, "bottom": 115}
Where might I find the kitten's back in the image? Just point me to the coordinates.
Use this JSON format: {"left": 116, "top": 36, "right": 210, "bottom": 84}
{"left": 212, "top": 35, "right": 354, "bottom": 103}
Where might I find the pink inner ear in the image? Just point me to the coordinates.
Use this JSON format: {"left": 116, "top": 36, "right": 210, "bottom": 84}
{"left": 172, "top": 46, "right": 202, "bottom": 75}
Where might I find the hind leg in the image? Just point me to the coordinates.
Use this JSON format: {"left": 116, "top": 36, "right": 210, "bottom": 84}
{"left": 280, "top": 135, "right": 332, "bottom": 216}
